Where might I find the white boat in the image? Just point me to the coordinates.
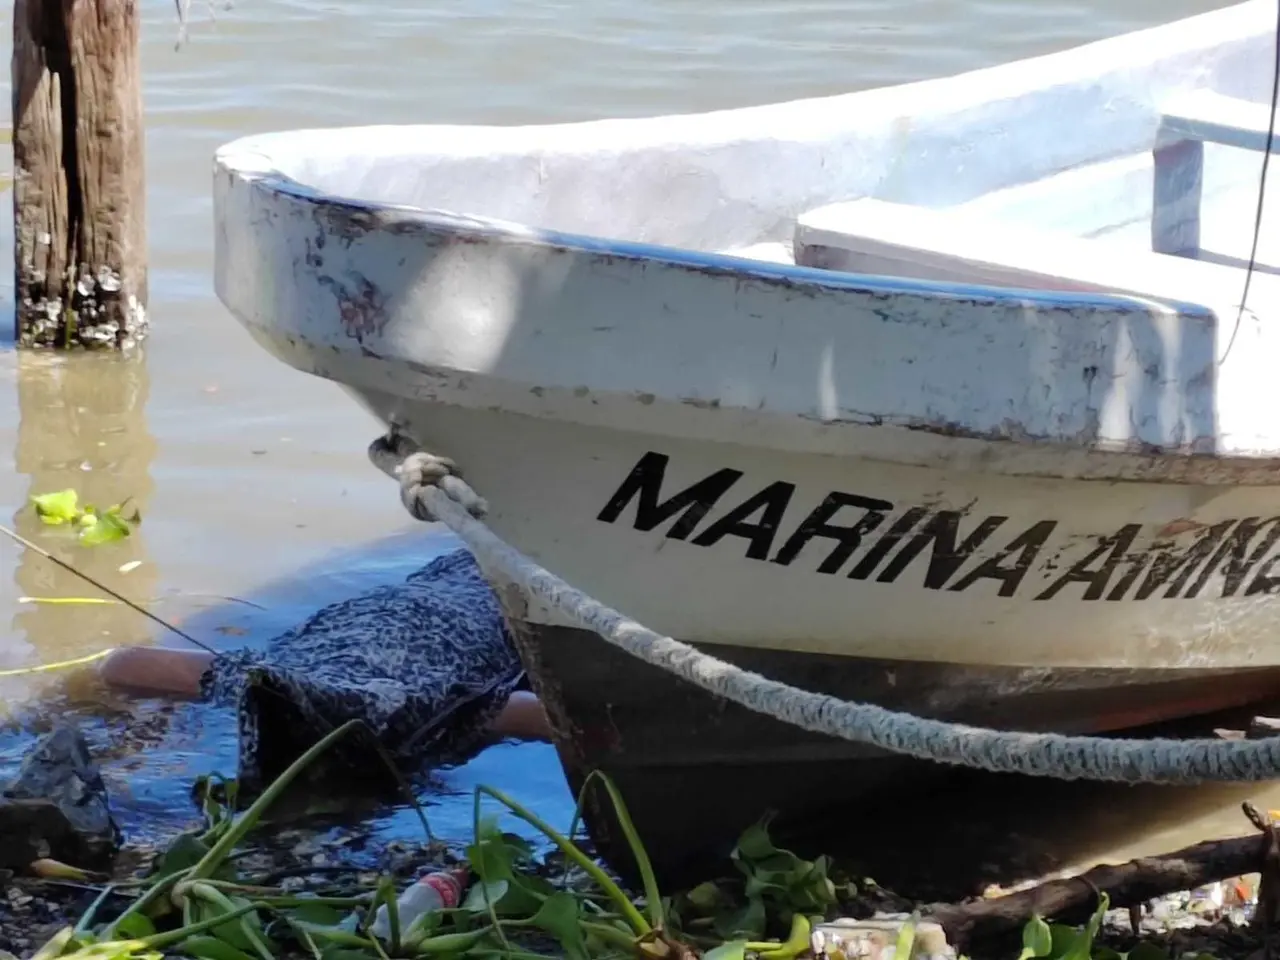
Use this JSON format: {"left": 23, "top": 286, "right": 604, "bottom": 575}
{"left": 215, "top": 0, "right": 1280, "bottom": 880}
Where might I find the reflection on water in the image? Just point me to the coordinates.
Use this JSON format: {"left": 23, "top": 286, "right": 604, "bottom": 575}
{"left": 0, "top": 0, "right": 1272, "bottom": 889}
{"left": 10, "top": 354, "right": 158, "bottom": 678}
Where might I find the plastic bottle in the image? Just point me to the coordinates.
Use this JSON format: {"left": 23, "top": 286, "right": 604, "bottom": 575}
{"left": 370, "top": 865, "right": 470, "bottom": 941}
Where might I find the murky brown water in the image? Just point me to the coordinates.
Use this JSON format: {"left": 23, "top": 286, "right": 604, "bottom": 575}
{"left": 0, "top": 0, "right": 1273, "bottom": 889}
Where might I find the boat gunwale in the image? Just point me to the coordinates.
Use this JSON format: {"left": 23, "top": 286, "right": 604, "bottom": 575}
{"left": 235, "top": 170, "right": 1221, "bottom": 323}
{"left": 217, "top": 171, "right": 1249, "bottom": 483}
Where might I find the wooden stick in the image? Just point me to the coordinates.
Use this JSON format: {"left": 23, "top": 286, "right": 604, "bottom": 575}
{"left": 927, "top": 828, "right": 1267, "bottom": 947}
{"left": 12, "top": 0, "right": 148, "bottom": 348}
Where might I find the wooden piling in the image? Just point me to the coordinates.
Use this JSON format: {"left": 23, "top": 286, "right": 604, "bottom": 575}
{"left": 11, "top": 0, "right": 147, "bottom": 349}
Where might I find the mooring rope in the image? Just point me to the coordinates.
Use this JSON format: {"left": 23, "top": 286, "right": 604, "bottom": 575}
{"left": 369, "top": 431, "right": 1280, "bottom": 785}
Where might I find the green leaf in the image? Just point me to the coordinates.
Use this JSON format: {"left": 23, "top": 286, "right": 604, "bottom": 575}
{"left": 685, "top": 881, "right": 725, "bottom": 913}
{"left": 189, "top": 898, "right": 247, "bottom": 952}
{"left": 288, "top": 920, "right": 373, "bottom": 948}
{"left": 714, "top": 897, "right": 767, "bottom": 941}
{"left": 152, "top": 833, "right": 213, "bottom": 880}
{"left": 498, "top": 831, "right": 536, "bottom": 862}
{"left": 1060, "top": 893, "right": 1108, "bottom": 960}
{"left": 703, "top": 941, "right": 748, "bottom": 960}
{"left": 1047, "top": 925, "right": 1079, "bottom": 960}
{"left": 588, "top": 772, "right": 665, "bottom": 929}
{"left": 284, "top": 901, "right": 345, "bottom": 928}
{"left": 464, "top": 828, "right": 543, "bottom": 916}
{"left": 726, "top": 818, "right": 835, "bottom": 919}
{"left": 31, "top": 928, "right": 78, "bottom": 960}
{"left": 113, "top": 912, "right": 157, "bottom": 939}
{"left": 372, "top": 875, "right": 402, "bottom": 949}
{"left": 530, "top": 891, "right": 588, "bottom": 960}
{"left": 31, "top": 490, "right": 80, "bottom": 525}
{"left": 462, "top": 880, "right": 510, "bottom": 914}
{"left": 400, "top": 907, "right": 445, "bottom": 947}
{"left": 895, "top": 917, "right": 917, "bottom": 960}
{"left": 179, "top": 936, "right": 258, "bottom": 960}
{"left": 108, "top": 502, "right": 142, "bottom": 524}
{"left": 1018, "top": 915, "right": 1053, "bottom": 960}
{"left": 732, "top": 822, "right": 779, "bottom": 863}
{"left": 79, "top": 510, "right": 131, "bottom": 545}
{"left": 185, "top": 891, "right": 270, "bottom": 956}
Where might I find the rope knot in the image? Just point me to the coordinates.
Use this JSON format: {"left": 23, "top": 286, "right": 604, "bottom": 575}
{"left": 397, "top": 451, "right": 459, "bottom": 521}
{"left": 369, "top": 433, "right": 489, "bottom": 523}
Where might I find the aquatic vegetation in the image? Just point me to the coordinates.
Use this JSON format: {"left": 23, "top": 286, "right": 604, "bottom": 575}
{"left": 30, "top": 489, "right": 140, "bottom": 546}
{"left": 15, "top": 720, "right": 1224, "bottom": 960}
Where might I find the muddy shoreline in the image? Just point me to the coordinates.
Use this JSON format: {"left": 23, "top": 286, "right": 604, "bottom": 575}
{"left": 0, "top": 812, "right": 1271, "bottom": 960}
{"left": 1, "top": 719, "right": 1276, "bottom": 960}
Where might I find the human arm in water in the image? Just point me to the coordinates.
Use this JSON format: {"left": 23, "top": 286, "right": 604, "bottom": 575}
{"left": 96, "top": 647, "right": 553, "bottom": 741}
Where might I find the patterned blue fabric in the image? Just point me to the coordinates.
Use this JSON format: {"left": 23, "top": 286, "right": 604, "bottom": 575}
{"left": 199, "top": 549, "right": 525, "bottom": 790}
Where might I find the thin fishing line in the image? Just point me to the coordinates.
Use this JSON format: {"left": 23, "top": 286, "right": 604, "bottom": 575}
{"left": 0, "top": 522, "right": 219, "bottom": 656}
{"left": 1222, "top": 0, "right": 1280, "bottom": 363}
{"left": 18, "top": 593, "right": 267, "bottom": 610}
{"left": 0, "top": 649, "right": 113, "bottom": 678}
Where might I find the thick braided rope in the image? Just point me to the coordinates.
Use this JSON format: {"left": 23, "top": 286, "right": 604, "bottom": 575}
{"left": 369, "top": 433, "right": 1280, "bottom": 785}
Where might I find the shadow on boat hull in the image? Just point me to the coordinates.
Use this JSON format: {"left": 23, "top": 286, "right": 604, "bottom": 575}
{"left": 506, "top": 619, "right": 1280, "bottom": 895}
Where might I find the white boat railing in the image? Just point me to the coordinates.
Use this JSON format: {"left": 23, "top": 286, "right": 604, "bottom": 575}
{"left": 1154, "top": 90, "right": 1280, "bottom": 255}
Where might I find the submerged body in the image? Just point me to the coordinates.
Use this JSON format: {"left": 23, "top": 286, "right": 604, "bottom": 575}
{"left": 99, "top": 549, "right": 550, "bottom": 790}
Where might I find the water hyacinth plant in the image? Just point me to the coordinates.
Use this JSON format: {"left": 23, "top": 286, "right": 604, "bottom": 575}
{"left": 16, "top": 719, "right": 1217, "bottom": 960}
{"left": 30, "top": 489, "right": 139, "bottom": 546}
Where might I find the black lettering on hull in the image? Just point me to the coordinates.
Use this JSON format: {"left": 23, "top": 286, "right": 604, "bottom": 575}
{"left": 595, "top": 451, "right": 1280, "bottom": 603}
{"left": 693, "top": 481, "right": 795, "bottom": 560}
{"left": 874, "top": 511, "right": 1007, "bottom": 589}
{"left": 949, "top": 521, "right": 1057, "bottom": 597}
{"left": 1035, "top": 524, "right": 1142, "bottom": 601}
{"left": 1128, "top": 521, "right": 1235, "bottom": 600}
{"left": 772, "top": 492, "right": 894, "bottom": 574}
{"left": 596, "top": 452, "right": 741, "bottom": 539}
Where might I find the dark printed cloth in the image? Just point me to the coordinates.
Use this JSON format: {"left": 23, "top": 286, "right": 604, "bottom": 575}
{"left": 198, "top": 548, "right": 526, "bottom": 792}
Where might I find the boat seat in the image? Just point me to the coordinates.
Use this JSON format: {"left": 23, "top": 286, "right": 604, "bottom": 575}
{"left": 1153, "top": 90, "right": 1280, "bottom": 256}
{"left": 794, "top": 198, "right": 1117, "bottom": 292}
{"left": 792, "top": 196, "right": 1276, "bottom": 313}
{"left": 719, "top": 241, "right": 796, "bottom": 265}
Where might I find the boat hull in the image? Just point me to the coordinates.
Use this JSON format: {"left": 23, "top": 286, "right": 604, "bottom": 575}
{"left": 351, "top": 396, "right": 1280, "bottom": 882}
{"left": 209, "top": 0, "right": 1280, "bottom": 886}
{"left": 507, "top": 617, "right": 1280, "bottom": 887}
{"left": 344, "top": 395, "right": 1280, "bottom": 673}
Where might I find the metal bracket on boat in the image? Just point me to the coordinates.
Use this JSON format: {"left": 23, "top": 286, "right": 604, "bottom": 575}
{"left": 366, "top": 430, "right": 1280, "bottom": 787}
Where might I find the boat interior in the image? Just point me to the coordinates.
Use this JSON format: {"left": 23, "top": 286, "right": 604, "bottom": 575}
{"left": 241, "top": 0, "right": 1278, "bottom": 327}
{"left": 725, "top": 90, "right": 1280, "bottom": 322}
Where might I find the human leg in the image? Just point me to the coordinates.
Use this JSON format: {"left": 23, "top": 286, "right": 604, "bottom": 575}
{"left": 97, "top": 646, "right": 215, "bottom": 697}
{"left": 489, "top": 690, "right": 552, "bottom": 741}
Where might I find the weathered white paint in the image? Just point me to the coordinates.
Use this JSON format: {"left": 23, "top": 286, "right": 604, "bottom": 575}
{"left": 214, "top": 1, "right": 1280, "bottom": 672}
